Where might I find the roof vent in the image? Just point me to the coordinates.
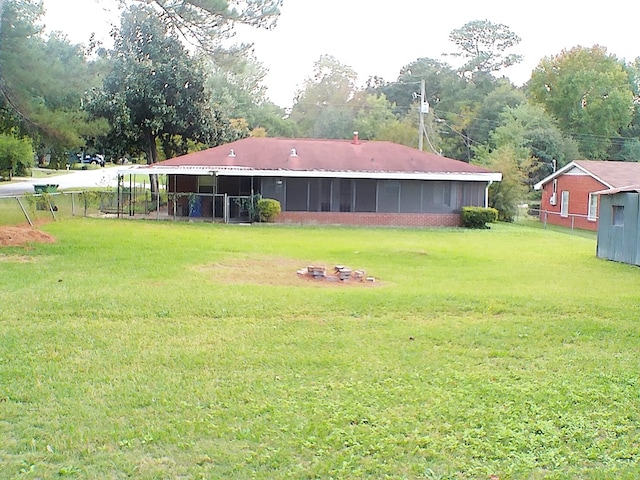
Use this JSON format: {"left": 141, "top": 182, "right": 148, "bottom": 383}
{"left": 352, "top": 131, "right": 359, "bottom": 145}
{"left": 290, "top": 148, "right": 297, "bottom": 157}
{"left": 229, "top": 149, "right": 236, "bottom": 157}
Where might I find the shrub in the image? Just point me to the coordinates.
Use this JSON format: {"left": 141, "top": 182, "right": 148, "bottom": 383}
{"left": 461, "top": 206, "right": 498, "bottom": 229}
{"left": 257, "top": 198, "right": 281, "bottom": 222}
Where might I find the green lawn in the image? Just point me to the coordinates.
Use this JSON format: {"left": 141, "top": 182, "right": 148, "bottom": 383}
{"left": 1, "top": 219, "right": 639, "bottom": 479}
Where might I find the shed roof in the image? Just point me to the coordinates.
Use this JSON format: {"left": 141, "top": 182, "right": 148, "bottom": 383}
{"left": 136, "top": 137, "right": 500, "bottom": 181}
{"left": 594, "top": 184, "right": 640, "bottom": 195}
{"left": 534, "top": 160, "right": 640, "bottom": 190}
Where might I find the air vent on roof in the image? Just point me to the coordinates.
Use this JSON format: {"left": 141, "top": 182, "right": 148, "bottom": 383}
{"left": 290, "top": 148, "right": 297, "bottom": 157}
{"left": 229, "top": 149, "right": 236, "bottom": 157}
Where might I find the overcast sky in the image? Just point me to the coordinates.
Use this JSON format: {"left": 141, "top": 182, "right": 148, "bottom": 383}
{"left": 42, "top": 0, "right": 639, "bottom": 108}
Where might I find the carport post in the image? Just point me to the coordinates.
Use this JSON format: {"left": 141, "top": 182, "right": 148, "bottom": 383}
{"left": 117, "top": 173, "right": 122, "bottom": 219}
{"left": 224, "top": 193, "right": 229, "bottom": 223}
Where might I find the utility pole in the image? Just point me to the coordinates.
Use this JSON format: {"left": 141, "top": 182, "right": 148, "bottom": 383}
{"left": 417, "top": 79, "right": 429, "bottom": 151}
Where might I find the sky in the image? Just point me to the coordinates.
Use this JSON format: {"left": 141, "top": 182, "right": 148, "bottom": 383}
{"left": 41, "top": 0, "right": 639, "bottom": 108}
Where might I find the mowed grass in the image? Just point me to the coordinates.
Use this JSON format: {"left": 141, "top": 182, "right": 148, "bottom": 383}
{"left": 1, "top": 219, "right": 640, "bottom": 479}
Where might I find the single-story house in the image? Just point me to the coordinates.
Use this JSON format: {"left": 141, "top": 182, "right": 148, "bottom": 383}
{"left": 596, "top": 185, "right": 640, "bottom": 266}
{"left": 122, "top": 135, "right": 501, "bottom": 227}
{"left": 534, "top": 160, "right": 640, "bottom": 231}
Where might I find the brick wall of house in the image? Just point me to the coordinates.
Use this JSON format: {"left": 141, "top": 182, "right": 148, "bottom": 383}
{"left": 540, "top": 173, "right": 606, "bottom": 231}
{"left": 276, "top": 211, "right": 462, "bottom": 227}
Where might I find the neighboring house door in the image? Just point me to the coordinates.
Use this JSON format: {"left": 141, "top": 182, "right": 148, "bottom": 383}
{"left": 560, "top": 191, "right": 569, "bottom": 217}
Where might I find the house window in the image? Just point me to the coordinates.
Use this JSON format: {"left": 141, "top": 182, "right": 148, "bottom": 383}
{"left": 560, "top": 190, "right": 569, "bottom": 218}
{"left": 588, "top": 193, "right": 598, "bottom": 221}
{"left": 612, "top": 205, "right": 624, "bottom": 226}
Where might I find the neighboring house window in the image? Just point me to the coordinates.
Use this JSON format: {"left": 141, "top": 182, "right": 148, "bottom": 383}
{"left": 588, "top": 193, "right": 598, "bottom": 221}
{"left": 560, "top": 191, "right": 569, "bottom": 218}
{"left": 613, "top": 205, "right": 624, "bottom": 226}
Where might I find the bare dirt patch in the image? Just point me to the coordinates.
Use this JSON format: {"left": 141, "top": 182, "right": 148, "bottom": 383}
{"left": 0, "top": 226, "right": 56, "bottom": 247}
{"left": 195, "top": 256, "right": 380, "bottom": 288}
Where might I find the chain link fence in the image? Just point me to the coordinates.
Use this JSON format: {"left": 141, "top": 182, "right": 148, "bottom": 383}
{"left": 0, "top": 188, "right": 161, "bottom": 227}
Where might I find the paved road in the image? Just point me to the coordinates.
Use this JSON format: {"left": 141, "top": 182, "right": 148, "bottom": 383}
{"left": 0, "top": 166, "right": 136, "bottom": 197}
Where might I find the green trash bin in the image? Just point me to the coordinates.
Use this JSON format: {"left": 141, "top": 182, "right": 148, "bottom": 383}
{"left": 33, "top": 184, "right": 59, "bottom": 211}
{"left": 33, "top": 184, "right": 59, "bottom": 193}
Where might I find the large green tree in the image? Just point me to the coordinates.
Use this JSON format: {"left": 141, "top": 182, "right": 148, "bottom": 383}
{"left": 88, "top": 5, "right": 234, "bottom": 164}
{"left": 0, "top": 0, "right": 105, "bottom": 162}
{"left": 528, "top": 46, "right": 635, "bottom": 159}
{"left": 205, "top": 50, "right": 296, "bottom": 137}
{"left": 371, "top": 58, "right": 464, "bottom": 116}
{"left": 475, "top": 144, "right": 528, "bottom": 222}
{"left": 289, "top": 55, "right": 359, "bottom": 138}
{"left": 465, "top": 81, "right": 525, "bottom": 147}
{"left": 353, "top": 93, "right": 398, "bottom": 140}
{"left": 131, "top": 0, "right": 281, "bottom": 48}
{"left": 0, "top": 0, "right": 281, "bottom": 149}
{"left": 0, "top": 131, "right": 33, "bottom": 178}
{"left": 489, "top": 102, "right": 579, "bottom": 186}
{"left": 447, "top": 20, "right": 523, "bottom": 77}
{"left": 615, "top": 56, "right": 640, "bottom": 161}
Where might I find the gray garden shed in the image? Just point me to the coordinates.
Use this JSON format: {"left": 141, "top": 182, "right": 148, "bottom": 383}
{"left": 596, "top": 185, "right": 640, "bottom": 266}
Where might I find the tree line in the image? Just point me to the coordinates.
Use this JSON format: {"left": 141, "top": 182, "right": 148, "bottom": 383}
{"left": 1, "top": 2, "right": 639, "bottom": 219}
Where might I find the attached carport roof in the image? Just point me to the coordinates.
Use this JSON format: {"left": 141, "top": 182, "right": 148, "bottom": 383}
{"left": 119, "top": 164, "right": 501, "bottom": 182}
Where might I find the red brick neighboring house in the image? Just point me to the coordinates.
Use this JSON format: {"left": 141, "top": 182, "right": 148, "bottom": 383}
{"left": 534, "top": 160, "right": 640, "bottom": 231}
{"left": 127, "top": 136, "right": 501, "bottom": 227}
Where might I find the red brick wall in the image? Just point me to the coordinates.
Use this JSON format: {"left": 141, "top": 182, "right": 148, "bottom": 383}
{"left": 276, "top": 212, "right": 462, "bottom": 227}
{"left": 540, "top": 172, "right": 605, "bottom": 231}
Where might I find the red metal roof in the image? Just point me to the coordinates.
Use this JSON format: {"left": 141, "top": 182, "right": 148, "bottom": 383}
{"left": 157, "top": 137, "right": 496, "bottom": 175}
{"left": 573, "top": 160, "right": 640, "bottom": 188}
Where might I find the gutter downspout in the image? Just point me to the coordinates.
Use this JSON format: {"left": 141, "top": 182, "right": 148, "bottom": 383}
{"left": 485, "top": 181, "right": 493, "bottom": 208}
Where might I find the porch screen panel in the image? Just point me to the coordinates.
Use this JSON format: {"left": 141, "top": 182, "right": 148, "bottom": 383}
{"left": 354, "top": 179, "right": 376, "bottom": 212}
{"left": 400, "top": 180, "right": 422, "bottom": 213}
{"left": 260, "top": 177, "right": 285, "bottom": 207}
{"left": 423, "top": 181, "right": 443, "bottom": 212}
{"left": 330, "top": 179, "right": 353, "bottom": 212}
{"left": 421, "top": 182, "right": 435, "bottom": 212}
{"left": 320, "top": 179, "right": 331, "bottom": 211}
{"left": 286, "top": 178, "right": 309, "bottom": 211}
{"left": 444, "top": 182, "right": 453, "bottom": 208}
{"left": 461, "top": 182, "right": 484, "bottom": 207}
{"left": 308, "top": 178, "right": 321, "bottom": 212}
{"left": 239, "top": 177, "right": 252, "bottom": 195}
{"left": 378, "top": 180, "right": 400, "bottom": 213}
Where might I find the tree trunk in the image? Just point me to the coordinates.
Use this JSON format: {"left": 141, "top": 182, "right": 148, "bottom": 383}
{"left": 146, "top": 129, "right": 159, "bottom": 200}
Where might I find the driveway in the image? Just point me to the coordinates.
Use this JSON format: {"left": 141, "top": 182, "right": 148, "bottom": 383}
{"left": 0, "top": 166, "right": 137, "bottom": 197}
